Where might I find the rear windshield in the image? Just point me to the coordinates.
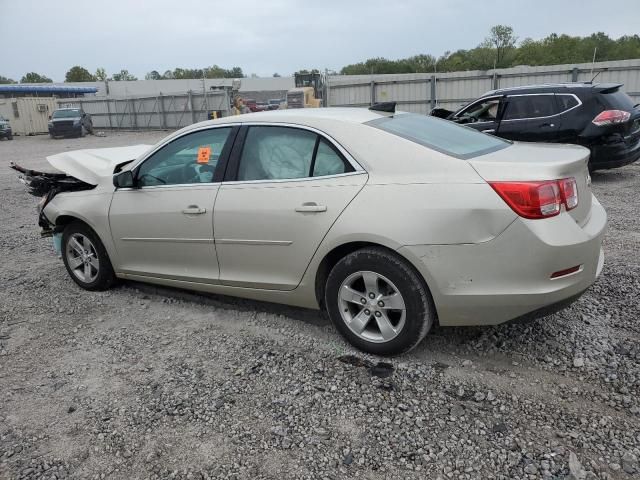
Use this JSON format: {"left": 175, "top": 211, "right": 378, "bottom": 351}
{"left": 52, "top": 109, "right": 81, "bottom": 119}
{"left": 366, "top": 113, "right": 510, "bottom": 159}
{"left": 599, "top": 90, "right": 636, "bottom": 110}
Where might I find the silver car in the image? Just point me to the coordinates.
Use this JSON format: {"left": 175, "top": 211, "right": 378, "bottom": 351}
{"left": 31, "top": 107, "right": 607, "bottom": 355}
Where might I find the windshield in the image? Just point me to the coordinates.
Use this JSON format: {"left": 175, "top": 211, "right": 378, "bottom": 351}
{"left": 367, "top": 113, "right": 510, "bottom": 159}
{"left": 52, "top": 109, "right": 81, "bottom": 119}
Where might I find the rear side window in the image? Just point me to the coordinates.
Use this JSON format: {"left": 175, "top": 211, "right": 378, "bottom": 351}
{"left": 556, "top": 94, "right": 579, "bottom": 111}
{"left": 367, "top": 113, "right": 509, "bottom": 159}
{"left": 503, "top": 95, "right": 557, "bottom": 120}
{"left": 237, "top": 126, "right": 353, "bottom": 181}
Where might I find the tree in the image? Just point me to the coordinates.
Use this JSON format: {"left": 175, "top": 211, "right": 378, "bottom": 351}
{"left": 0, "top": 75, "right": 16, "bottom": 84}
{"left": 110, "top": 69, "right": 137, "bottom": 81}
{"left": 94, "top": 68, "right": 107, "bottom": 81}
{"left": 20, "top": 72, "right": 52, "bottom": 83}
{"left": 65, "top": 66, "right": 95, "bottom": 82}
{"left": 145, "top": 70, "right": 162, "bottom": 80}
{"left": 481, "top": 25, "right": 518, "bottom": 67}
{"left": 273, "top": 72, "right": 281, "bottom": 77}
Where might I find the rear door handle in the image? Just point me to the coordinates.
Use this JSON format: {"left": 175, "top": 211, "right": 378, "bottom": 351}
{"left": 182, "top": 205, "right": 206, "bottom": 215}
{"left": 482, "top": 129, "right": 495, "bottom": 133}
{"left": 295, "top": 202, "right": 327, "bottom": 213}
{"left": 540, "top": 123, "right": 555, "bottom": 128}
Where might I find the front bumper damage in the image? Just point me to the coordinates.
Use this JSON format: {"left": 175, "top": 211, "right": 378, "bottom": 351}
{"left": 10, "top": 162, "right": 95, "bottom": 235}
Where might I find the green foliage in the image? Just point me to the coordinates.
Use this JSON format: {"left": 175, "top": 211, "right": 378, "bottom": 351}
{"left": 65, "top": 66, "right": 96, "bottom": 82}
{"left": 0, "top": 75, "right": 16, "bottom": 84}
{"left": 145, "top": 66, "right": 244, "bottom": 80}
{"left": 20, "top": 72, "right": 53, "bottom": 83}
{"left": 94, "top": 68, "right": 107, "bottom": 81}
{"left": 110, "top": 70, "right": 138, "bottom": 81}
{"left": 340, "top": 27, "right": 640, "bottom": 74}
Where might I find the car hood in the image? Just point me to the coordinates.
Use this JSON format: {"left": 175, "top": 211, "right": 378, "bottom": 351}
{"left": 47, "top": 144, "right": 152, "bottom": 185}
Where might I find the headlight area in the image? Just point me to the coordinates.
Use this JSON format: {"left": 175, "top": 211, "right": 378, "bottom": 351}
{"left": 10, "top": 162, "right": 96, "bottom": 236}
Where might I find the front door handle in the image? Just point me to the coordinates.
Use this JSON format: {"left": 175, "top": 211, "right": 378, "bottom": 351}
{"left": 482, "top": 129, "right": 495, "bottom": 133}
{"left": 182, "top": 205, "right": 206, "bottom": 215}
{"left": 295, "top": 202, "right": 327, "bottom": 213}
{"left": 540, "top": 123, "right": 555, "bottom": 128}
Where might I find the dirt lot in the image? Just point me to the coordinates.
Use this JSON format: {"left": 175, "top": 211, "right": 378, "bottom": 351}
{"left": 0, "top": 132, "right": 639, "bottom": 480}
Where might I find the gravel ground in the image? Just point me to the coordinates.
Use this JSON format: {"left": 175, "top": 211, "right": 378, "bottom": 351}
{"left": 1, "top": 132, "right": 639, "bottom": 480}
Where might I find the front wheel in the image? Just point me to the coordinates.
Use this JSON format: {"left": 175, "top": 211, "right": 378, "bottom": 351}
{"left": 325, "top": 247, "right": 435, "bottom": 356}
{"left": 62, "top": 222, "right": 116, "bottom": 290}
{"left": 80, "top": 126, "right": 86, "bottom": 137}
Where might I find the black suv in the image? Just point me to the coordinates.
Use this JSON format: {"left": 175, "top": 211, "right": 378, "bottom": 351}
{"left": 431, "top": 83, "right": 640, "bottom": 171}
{"left": 48, "top": 108, "right": 93, "bottom": 138}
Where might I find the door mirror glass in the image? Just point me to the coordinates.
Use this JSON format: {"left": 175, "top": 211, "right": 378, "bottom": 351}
{"left": 113, "top": 170, "right": 135, "bottom": 188}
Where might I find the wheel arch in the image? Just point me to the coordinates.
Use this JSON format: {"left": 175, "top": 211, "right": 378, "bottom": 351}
{"left": 313, "top": 240, "right": 439, "bottom": 322}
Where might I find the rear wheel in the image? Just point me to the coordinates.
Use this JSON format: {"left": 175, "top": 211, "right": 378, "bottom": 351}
{"left": 62, "top": 222, "right": 116, "bottom": 290}
{"left": 325, "top": 247, "right": 434, "bottom": 356}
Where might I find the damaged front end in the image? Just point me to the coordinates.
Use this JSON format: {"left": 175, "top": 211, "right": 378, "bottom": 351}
{"left": 10, "top": 162, "right": 95, "bottom": 236}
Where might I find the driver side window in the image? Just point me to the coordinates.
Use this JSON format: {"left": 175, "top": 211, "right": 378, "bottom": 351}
{"left": 137, "top": 127, "right": 232, "bottom": 187}
{"left": 458, "top": 98, "right": 501, "bottom": 122}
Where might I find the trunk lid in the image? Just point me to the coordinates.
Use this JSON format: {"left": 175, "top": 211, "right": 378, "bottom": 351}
{"left": 469, "top": 142, "right": 592, "bottom": 225}
{"left": 46, "top": 144, "right": 152, "bottom": 185}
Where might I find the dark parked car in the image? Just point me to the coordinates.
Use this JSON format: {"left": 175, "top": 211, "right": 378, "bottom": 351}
{"left": 431, "top": 83, "right": 640, "bottom": 171}
{"left": 0, "top": 115, "right": 12, "bottom": 140}
{"left": 48, "top": 108, "right": 93, "bottom": 138}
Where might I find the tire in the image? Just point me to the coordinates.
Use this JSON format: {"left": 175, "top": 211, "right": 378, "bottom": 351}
{"left": 88, "top": 123, "right": 94, "bottom": 134}
{"left": 324, "top": 247, "right": 435, "bottom": 356}
{"left": 7, "top": 134, "right": 12, "bottom": 140}
{"left": 80, "top": 126, "right": 86, "bottom": 138}
{"left": 61, "top": 222, "right": 116, "bottom": 291}
{"left": 49, "top": 134, "right": 55, "bottom": 139}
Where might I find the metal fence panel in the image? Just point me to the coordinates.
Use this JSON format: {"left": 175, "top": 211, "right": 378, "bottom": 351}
{"left": 327, "top": 59, "right": 640, "bottom": 112}
{"left": 58, "top": 91, "right": 230, "bottom": 130}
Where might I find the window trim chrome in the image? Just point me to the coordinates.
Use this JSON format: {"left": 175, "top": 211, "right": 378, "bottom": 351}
{"left": 499, "top": 93, "right": 582, "bottom": 122}
{"left": 123, "top": 121, "right": 365, "bottom": 189}
{"left": 235, "top": 121, "right": 365, "bottom": 173}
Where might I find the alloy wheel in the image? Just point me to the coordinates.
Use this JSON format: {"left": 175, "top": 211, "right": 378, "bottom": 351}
{"left": 65, "top": 233, "right": 100, "bottom": 283}
{"left": 337, "top": 270, "right": 406, "bottom": 343}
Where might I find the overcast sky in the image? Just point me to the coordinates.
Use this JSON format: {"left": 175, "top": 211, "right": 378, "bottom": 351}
{"left": 2, "top": 0, "right": 639, "bottom": 81}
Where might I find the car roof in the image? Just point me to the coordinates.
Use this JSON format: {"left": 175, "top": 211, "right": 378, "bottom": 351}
{"left": 483, "top": 82, "right": 622, "bottom": 96}
{"left": 184, "top": 107, "right": 389, "bottom": 131}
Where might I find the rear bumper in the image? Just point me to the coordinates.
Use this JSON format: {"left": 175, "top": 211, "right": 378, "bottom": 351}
{"left": 399, "top": 195, "right": 607, "bottom": 326}
{"left": 589, "top": 135, "right": 640, "bottom": 170}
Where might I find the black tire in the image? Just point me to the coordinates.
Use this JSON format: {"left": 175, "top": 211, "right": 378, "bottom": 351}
{"left": 80, "top": 126, "right": 86, "bottom": 138}
{"left": 324, "top": 247, "right": 435, "bottom": 356}
{"left": 61, "top": 222, "right": 116, "bottom": 291}
{"left": 7, "top": 135, "right": 12, "bottom": 140}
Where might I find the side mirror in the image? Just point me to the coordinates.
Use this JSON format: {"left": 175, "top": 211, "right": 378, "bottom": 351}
{"left": 113, "top": 170, "right": 135, "bottom": 188}
{"left": 48, "top": 115, "right": 52, "bottom": 120}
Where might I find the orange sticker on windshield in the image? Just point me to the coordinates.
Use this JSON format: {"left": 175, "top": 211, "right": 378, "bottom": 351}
{"left": 197, "top": 146, "right": 211, "bottom": 164}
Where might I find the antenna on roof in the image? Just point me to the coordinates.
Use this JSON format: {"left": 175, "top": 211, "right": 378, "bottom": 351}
{"left": 588, "top": 47, "right": 597, "bottom": 81}
{"left": 369, "top": 102, "right": 396, "bottom": 113}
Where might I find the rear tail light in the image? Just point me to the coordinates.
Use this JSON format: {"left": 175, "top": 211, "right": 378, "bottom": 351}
{"left": 592, "top": 109, "right": 631, "bottom": 126}
{"left": 489, "top": 177, "right": 578, "bottom": 219}
{"left": 558, "top": 177, "right": 578, "bottom": 210}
